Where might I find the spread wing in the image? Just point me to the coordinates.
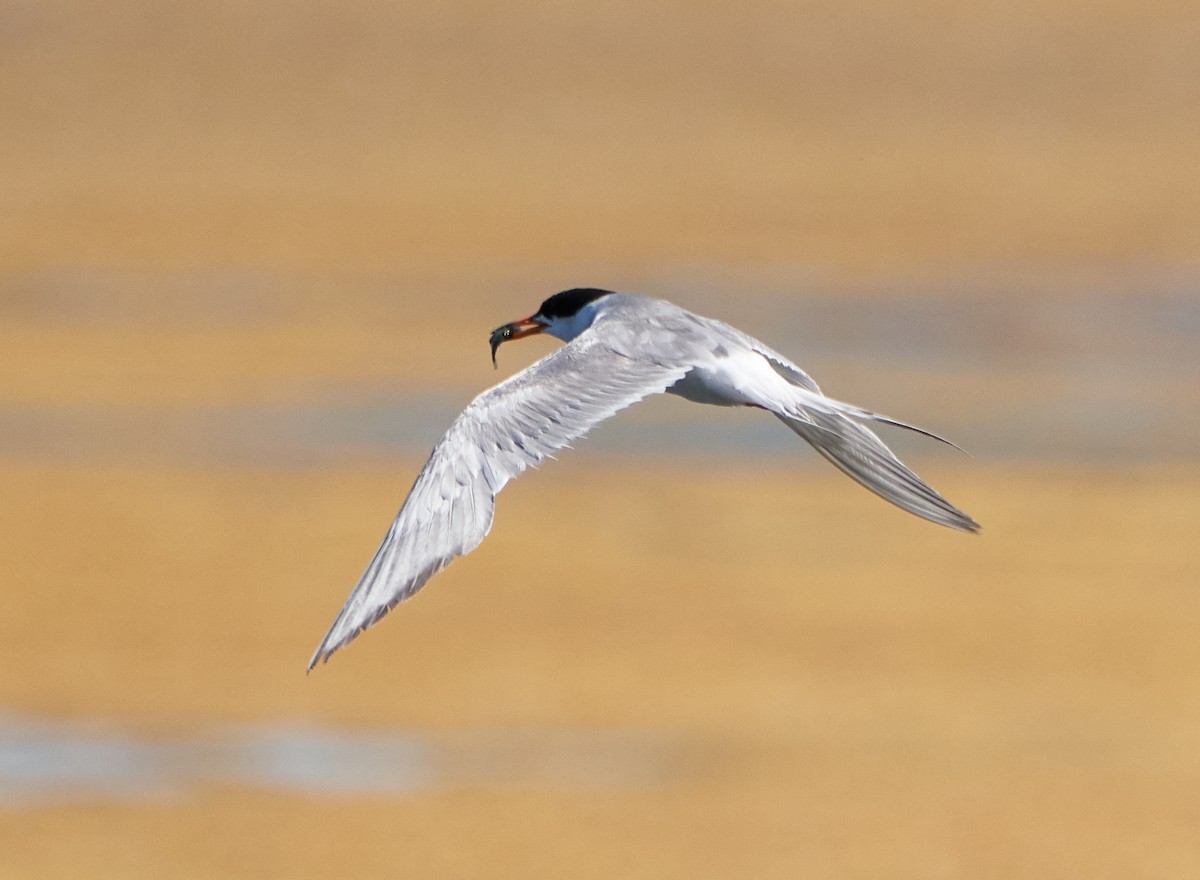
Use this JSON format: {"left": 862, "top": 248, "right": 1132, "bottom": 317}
{"left": 309, "top": 338, "right": 689, "bottom": 669}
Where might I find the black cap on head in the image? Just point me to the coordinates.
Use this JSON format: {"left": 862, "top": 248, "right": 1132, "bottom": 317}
{"left": 536, "top": 288, "right": 612, "bottom": 320}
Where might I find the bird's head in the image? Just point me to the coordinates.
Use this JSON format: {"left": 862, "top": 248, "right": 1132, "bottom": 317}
{"left": 490, "top": 288, "right": 613, "bottom": 366}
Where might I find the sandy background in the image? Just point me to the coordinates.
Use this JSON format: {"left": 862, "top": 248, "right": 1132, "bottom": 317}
{"left": 5, "top": 0, "right": 1198, "bottom": 277}
{"left": 3, "top": 1, "right": 1200, "bottom": 877}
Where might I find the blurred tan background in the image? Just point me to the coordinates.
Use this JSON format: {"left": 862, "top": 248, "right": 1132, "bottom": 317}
{"left": 3, "top": 1, "right": 1199, "bottom": 878}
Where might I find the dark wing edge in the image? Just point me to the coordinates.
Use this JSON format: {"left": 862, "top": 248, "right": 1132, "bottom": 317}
{"left": 308, "top": 341, "right": 688, "bottom": 669}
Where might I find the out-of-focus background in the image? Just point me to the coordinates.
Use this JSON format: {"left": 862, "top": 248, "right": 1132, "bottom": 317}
{"left": 3, "top": 1, "right": 1199, "bottom": 877}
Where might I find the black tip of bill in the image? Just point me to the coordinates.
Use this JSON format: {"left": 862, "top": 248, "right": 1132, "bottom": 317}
{"left": 489, "top": 323, "right": 515, "bottom": 368}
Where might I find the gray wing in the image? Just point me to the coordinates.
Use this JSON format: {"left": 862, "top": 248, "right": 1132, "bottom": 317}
{"left": 753, "top": 350, "right": 980, "bottom": 533}
{"left": 775, "top": 408, "right": 980, "bottom": 532}
{"left": 309, "top": 337, "right": 689, "bottom": 668}
{"left": 684, "top": 309, "right": 979, "bottom": 533}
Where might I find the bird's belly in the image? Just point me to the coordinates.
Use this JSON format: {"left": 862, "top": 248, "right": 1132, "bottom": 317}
{"left": 667, "top": 371, "right": 737, "bottom": 406}
{"left": 668, "top": 359, "right": 775, "bottom": 407}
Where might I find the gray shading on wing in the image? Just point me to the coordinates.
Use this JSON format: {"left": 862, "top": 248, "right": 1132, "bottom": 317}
{"left": 777, "top": 409, "right": 979, "bottom": 532}
{"left": 738, "top": 336, "right": 979, "bottom": 534}
{"left": 309, "top": 339, "right": 689, "bottom": 669}
{"left": 699, "top": 315, "right": 979, "bottom": 534}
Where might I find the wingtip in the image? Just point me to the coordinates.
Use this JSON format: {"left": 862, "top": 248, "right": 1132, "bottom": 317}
{"left": 958, "top": 515, "right": 983, "bottom": 535}
{"left": 941, "top": 503, "right": 982, "bottom": 534}
{"left": 926, "top": 500, "right": 980, "bottom": 535}
{"left": 306, "top": 640, "right": 338, "bottom": 673}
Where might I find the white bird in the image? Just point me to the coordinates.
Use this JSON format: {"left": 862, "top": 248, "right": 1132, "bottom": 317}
{"left": 309, "top": 288, "right": 978, "bottom": 668}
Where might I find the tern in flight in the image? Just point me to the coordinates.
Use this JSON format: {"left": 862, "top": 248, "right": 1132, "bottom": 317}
{"left": 309, "top": 288, "right": 978, "bottom": 668}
